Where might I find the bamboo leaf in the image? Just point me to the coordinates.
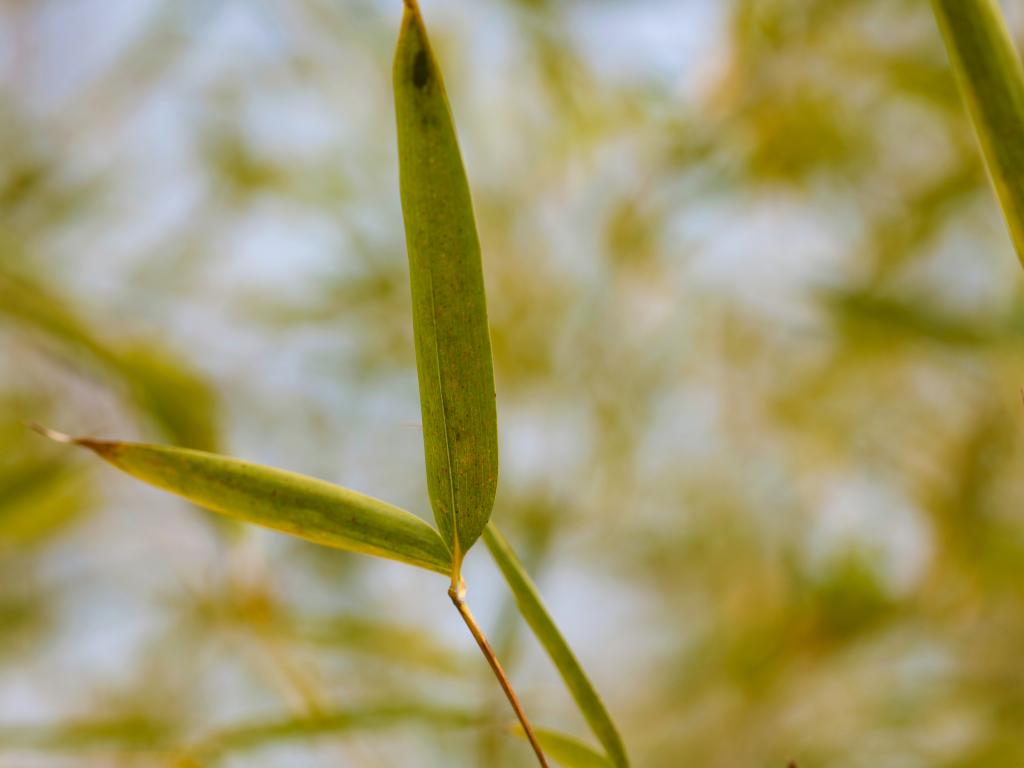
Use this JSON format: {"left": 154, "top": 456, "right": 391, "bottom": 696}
{"left": 512, "top": 726, "right": 614, "bottom": 768}
{"left": 932, "top": 0, "right": 1024, "bottom": 264}
{"left": 32, "top": 426, "right": 452, "bottom": 574}
{"left": 394, "top": 0, "right": 499, "bottom": 578}
{"left": 484, "top": 524, "right": 629, "bottom": 768}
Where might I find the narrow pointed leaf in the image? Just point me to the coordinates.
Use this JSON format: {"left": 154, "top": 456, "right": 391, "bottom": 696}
{"left": 394, "top": 0, "right": 498, "bottom": 576}
{"left": 932, "top": 0, "right": 1024, "bottom": 264}
{"left": 484, "top": 524, "right": 629, "bottom": 767}
{"left": 33, "top": 427, "right": 451, "bottom": 574}
{"left": 512, "top": 727, "right": 614, "bottom": 768}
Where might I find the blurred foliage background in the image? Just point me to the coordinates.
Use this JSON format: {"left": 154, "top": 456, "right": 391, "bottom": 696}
{"left": 3, "top": 0, "right": 1024, "bottom": 766}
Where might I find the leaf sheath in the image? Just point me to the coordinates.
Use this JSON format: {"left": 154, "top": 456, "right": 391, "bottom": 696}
{"left": 484, "top": 524, "right": 629, "bottom": 768}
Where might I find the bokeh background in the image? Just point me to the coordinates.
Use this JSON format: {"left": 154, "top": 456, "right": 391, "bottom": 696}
{"left": 4, "top": 0, "right": 1024, "bottom": 765}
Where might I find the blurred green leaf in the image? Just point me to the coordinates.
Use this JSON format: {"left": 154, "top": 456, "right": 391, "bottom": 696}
{"left": 932, "top": 0, "right": 1024, "bottom": 263}
{"left": 394, "top": 1, "right": 499, "bottom": 578}
{"left": 112, "top": 345, "right": 220, "bottom": 453}
{"left": 188, "top": 704, "right": 483, "bottom": 764}
{"left": 295, "top": 614, "right": 464, "bottom": 674}
{"left": 0, "top": 271, "right": 219, "bottom": 450}
{"left": 0, "top": 573, "right": 51, "bottom": 661}
{"left": 822, "top": 287, "right": 998, "bottom": 349}
{"left": 483, "top": 524, "right": 628, "bottom": 768}
{"left": 513, "top": 726, "right": 614, "bottom": 768}
{"left": 0, "top": 459, "right": 89, "bottom": 548}
{"left": 35, "top": 427, "right": 452, "bottom": 574}
{"left": 0, "top": 717, "right": 173, "bottom": 752}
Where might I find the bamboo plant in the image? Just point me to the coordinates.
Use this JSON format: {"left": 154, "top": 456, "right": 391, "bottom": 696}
{"left": 33, "top": 1, "right": 627, "bottom": 766}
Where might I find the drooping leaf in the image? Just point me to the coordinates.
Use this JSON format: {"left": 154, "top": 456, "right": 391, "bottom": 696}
{"left": 512, "top": 726, "right": 614, "bottom": 768}
{"left": 932, "top": 0, "right": 1024, "bottom": 264}
{"left": 484, "top": 524, "right": 629, "bottom": 768}
{"left": 394, "top": 0, "right": 499, "bottom": 578}
{"left": 32, "top": 426, "right": 452, "bottom": 574}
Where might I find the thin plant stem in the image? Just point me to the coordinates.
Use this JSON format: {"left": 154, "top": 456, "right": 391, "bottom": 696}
{"left": 448, "top": 583, "right": 549, "bottom": 768}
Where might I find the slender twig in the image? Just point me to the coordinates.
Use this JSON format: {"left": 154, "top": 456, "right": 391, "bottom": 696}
{"left": 448, "top": 582, "right": 549, "bottom": 768}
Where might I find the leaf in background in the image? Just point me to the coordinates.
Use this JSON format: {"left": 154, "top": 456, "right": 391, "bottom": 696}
{"left": 32, "top": 427, "right": 452, "bottom": 574}
{"left": 0, "top": 459, "right": 90, "bottom": 548}
{"left": 932, "top": 0, "right": 1024, "bottom": 264}
{"left": 187, "top": 704, "right": 482, "bottom": 764}
{"left": 484, "top": 524, "right": 629, "bottom": 768}
{"left": 513, "top": 727, "right": 614, "bottom": 768}
{"left": 113, "top": 344, "right": 220, "bottom": 453}
{"left": 0, "top": 271, "right": 219, "bottom": 451}
{"left": 821, "top": 287, "right": 998, "bottom": 349}
{"left": 294, "top": 614, "right": 465, "bottom": 674}
{"left": 394, "top": 0, "right": 499, "bottom": 579}
{"left": 0, "top": 409, "right": 93, "bottom": 549}
{"left": 0, "top": 717, "right": 173, "bottom": 752}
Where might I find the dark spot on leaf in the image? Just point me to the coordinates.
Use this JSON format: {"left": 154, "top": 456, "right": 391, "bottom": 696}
{"left": 413, "top": 50, "right": 430, "bottom": 89}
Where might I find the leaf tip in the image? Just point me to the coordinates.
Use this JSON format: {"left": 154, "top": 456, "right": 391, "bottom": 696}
{"left": 27, "top": 422, "right": 119, "bottom": 457}
{"left": 26, "top": 421, "right": 76, "bottom": 444}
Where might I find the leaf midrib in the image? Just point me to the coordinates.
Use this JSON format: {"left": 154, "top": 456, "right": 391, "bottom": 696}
{"left": 427, "top": 262, "right": 461, "bottom": 572}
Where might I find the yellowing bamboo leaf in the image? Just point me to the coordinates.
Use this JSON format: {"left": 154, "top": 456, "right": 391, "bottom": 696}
{"left": 932, "top": 0, "right": 1024, "bottom": 264}
{"left": 32, "top": 426, "right": 451, "bottom": 574}
{"left": 484, "top": 524, "right": 629, "bottom": 768}
{"left": 394, "top": 0, "right": 498, "bottom": 579}
{"left": 512, "top": 726, "right": 614, "bottom": 768}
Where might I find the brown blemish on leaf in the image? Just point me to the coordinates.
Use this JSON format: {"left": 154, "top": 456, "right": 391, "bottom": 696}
{"left": 413, "top": 50, "right": 430, "bottom": 89}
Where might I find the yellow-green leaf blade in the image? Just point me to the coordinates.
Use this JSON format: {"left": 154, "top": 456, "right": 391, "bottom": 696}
{"left": 512, "top": 727, "right": 614, "bottom": 768}
{"left": 932, "top": 0, "right": 1024, "bottom": 264}
{"left": 394, "top": 1, "right": 498, "bottom": 574}
{"left": 484, "top": 524, "right": 629, "bottom": 768}
{"left": 35, "top": 427, "right": 451, "bottom": 574}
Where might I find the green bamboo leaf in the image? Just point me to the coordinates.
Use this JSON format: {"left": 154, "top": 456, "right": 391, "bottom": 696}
{"left": 932, "top": 0, "right": 1024, "bottom": 264}
{"left": 483, "top": 524, "right": 629, "bottom": 768}
{"left": 394, "top": 0, "right": 498, "bottom": 578}
{"left": 32, "top": 426, "right": 452, "bottom": 574}
{"left": 512, "top": 727, "right": 614, "bottom": 768}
